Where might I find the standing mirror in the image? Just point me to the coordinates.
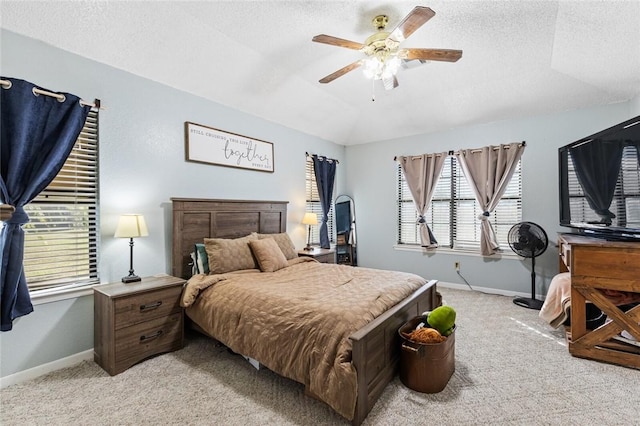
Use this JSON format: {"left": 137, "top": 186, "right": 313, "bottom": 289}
{"left": 335, "top": 194, "right": 357, "bottom": 266}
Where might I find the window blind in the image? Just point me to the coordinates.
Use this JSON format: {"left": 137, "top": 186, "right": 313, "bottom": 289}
{"left": 23, "top": 109, "right": 100, "bottom": 292}
{"left": 397, "top": 156, "right": 522, "bottom": 250}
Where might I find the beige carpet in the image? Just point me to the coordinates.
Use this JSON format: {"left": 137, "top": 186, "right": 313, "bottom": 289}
{"left": 2, "top": 287, "right": 639, "bottom": 425}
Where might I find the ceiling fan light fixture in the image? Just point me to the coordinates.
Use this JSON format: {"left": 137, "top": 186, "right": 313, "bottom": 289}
{"left": 362, "top": 54, "right": 402, "bottom": 80}
{"left": 362, "top": 57, "right": 383, "bottom": 79}
{"left": 383, "top": 55, "right": 402, "bottom": 77}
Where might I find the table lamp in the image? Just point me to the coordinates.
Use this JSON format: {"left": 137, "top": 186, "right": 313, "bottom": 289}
{"left": 114, "top": 214, "right": 148, "bottom": 283}
{"left": 302, "top": 212, "right": 318, "bottom": 251}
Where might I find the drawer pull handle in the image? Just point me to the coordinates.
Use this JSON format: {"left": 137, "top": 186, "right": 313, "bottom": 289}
{"left": 140, "top": 301, "right": 162, "bottom": 312}
{"left": 140, "top": 330, "right": 163, "bottom": 342}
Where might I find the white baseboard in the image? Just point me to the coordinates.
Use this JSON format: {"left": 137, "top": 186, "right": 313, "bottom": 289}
{"left": 0, "top": 349, "right": 94, "bottom": 389}
{"left": 436, "top": 281, "right": 545, "bottom": 300}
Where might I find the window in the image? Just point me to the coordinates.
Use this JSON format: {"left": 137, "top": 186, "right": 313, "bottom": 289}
{"left": 305, "top": 156, "right": 335, "bottom": 244}
{"left": 23, "top": 109, "right": 100, "bottom": 292}
{"left": 397, "top": 156, "right": 522, "bottom": 251}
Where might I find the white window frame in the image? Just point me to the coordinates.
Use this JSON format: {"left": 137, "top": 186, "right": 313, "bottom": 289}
{"left": 397, "top": 156, "right": 522, "bottom": 252}
{"left": 23, "top": 109, "right": 100, "bottom": 301}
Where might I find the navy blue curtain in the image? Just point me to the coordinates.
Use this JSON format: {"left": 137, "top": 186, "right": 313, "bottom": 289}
{"left": 312, "top": 155, "right": 337, "bottom": 249}
{"left": 1, "top": 77, "right": 89, "bottom": 331}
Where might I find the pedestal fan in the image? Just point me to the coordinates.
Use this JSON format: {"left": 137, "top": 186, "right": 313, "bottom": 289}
{"left": 508, "top": 222, "right": 549, "bottom": 310}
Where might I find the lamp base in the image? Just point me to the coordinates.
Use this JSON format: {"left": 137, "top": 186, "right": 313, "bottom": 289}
{"left": 122, "top": 274, "right": 141, "bottom": 283}
{"left": 303, "top": 245, "right": 313, "bottom": 251}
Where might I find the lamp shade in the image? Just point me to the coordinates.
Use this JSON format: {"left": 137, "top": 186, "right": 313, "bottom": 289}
{"left": 114, "top": 214, "right": 149, "bottom": 238}
{"left": 302, "top": 212, "right": 318, "bottom": 226}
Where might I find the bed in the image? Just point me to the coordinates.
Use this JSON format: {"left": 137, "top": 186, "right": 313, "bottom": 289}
{"left": 171, "top": 198, "right": 439, "bottom": 425}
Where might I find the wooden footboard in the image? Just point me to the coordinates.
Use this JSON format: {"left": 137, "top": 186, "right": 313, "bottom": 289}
{"left": 349, "top": 279, "right": 439, "bottom": 426}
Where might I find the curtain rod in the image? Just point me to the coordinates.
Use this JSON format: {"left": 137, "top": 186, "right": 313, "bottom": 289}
{"left": 393, "top": 152, "right": 447, "bottom": 161}
{"left": 394, "top": 141, "right": 526, "bottom": 161}
{"left": 306, "top": 152, "right": 340, "bottom": 164}
{"left": 448, "top": 141, "right": 525, "bottom": 156}
{"left": 0, "top": 79, "right": 102, "bottom": 110}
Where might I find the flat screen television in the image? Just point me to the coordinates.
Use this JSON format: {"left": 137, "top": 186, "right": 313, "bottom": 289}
{"left": 559, "top": 115, "right": 640, "bottom": 240}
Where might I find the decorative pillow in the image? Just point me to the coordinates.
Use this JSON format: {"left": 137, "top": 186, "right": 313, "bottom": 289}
{"left": 249, "top": 238, "right": 289, "bottom": 272}
{"left": 194, "top": 243, "right": 209, "bottom": 275}
{"left": 258, "top": 232, "right": 297, "bottom": 260}
{"left": 204, "top": 233, "right": 259, "bottom": 274}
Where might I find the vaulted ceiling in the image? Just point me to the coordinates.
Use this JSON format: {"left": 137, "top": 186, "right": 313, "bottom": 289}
{"left": 2, "top": 1, "right": 639, "bottom": 145}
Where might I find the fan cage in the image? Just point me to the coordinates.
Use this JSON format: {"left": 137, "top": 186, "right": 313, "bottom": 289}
{"left": 508, "top": 221, "right": 548, "bottom": 258}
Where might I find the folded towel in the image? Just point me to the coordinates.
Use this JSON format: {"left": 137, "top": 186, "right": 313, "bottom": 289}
{"left": 621, "top": 330, "right": 638, "bottom": 342}
{"left": 539, "top": 272, "right": 572, "bottom": 328}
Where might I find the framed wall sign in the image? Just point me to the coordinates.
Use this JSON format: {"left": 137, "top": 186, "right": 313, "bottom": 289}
{"left": 185, "top": 121, "right": 274, "bottom": 173}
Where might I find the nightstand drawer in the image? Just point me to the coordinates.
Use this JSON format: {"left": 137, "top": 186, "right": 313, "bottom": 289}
{"left": 114, "top": 286, "right": 182, "bottom": 330}
{"left": 314, "top": 253, "right": 335, "bottom": 264}
{"left": 115, "top": 312, "right": 183, "bottom": 366}
{"left": 298, "top": 248, "right": 336, "bottom": 264}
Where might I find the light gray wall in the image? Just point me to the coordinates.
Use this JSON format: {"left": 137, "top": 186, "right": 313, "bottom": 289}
{"left": 344, "top": 101, "right": 637, "bottom": 294}
{"left": 0, "top": 30, "right": 344, "bottom": 378}
{"left": 631, "top": 95, "right": 640, "bottom": 115}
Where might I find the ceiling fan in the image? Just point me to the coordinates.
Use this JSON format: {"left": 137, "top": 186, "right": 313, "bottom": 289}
{"left": 312, "top": 6, "right": 462, "bottom": 91}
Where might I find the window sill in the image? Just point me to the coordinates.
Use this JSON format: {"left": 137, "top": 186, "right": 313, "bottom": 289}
{"left": 393, "top": 244, "right": 520, "bottom": 259}
{"left": 30, "top": 285, "right": 96, "bottom": 306}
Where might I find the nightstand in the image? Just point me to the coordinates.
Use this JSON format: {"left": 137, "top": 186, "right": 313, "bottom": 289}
{"left": 94, "top": 274, "right": 185, "bottom": 375}
{"left": 298, "top": 247, "right": 336, "bottom": 264}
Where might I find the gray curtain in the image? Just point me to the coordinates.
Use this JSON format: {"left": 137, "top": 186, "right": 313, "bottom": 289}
{"left": 397, "top": 152, "right": 447, "bottom": 248}
{"left": 455, "top": 143, "right": 525, "bottom": 256}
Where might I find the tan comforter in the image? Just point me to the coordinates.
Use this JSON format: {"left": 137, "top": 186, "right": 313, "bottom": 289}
{"left": 181, "top": 257, "right": 428, "bottom": 420}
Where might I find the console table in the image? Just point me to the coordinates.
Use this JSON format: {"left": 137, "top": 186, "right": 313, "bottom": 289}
{"left": 558, "top": 234, "right": 640, "bottom": 369}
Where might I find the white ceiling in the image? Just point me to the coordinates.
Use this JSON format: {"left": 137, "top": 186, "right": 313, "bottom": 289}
{"left": 2, "top": 1, "right": 639, "bottom": 145}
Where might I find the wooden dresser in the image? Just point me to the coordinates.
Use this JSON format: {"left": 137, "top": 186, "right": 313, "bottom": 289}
{"left": 558, "top": 234, "right": 640, "bottom": 369}
{"left": 94, "top": 275, "right": 185, "bottom": 375}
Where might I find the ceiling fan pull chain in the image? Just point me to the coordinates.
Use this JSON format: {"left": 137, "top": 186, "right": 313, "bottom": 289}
{"left": 371, "top": 78, "right": 376, "bottom": 102}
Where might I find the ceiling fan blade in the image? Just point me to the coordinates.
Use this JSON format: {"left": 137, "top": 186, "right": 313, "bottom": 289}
{"left": 403, "top": 48, "right": 463, "bottom": 62}
{"left": 312, "top": 34, "right": 365, "bottom": 50}
{"left": 401, "top": 58, "right": 428, "bottom": 70}
{"left": 388, "top": 6, "right": 436, "bottom": 42}
{"left": 319, "top": 61, "right": 362, "bottom": 84}
{"left": 382, "top": 75, "right": 399, "bottom": 91}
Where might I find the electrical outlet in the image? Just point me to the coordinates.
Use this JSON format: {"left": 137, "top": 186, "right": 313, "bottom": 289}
{"left": 455, "top": 261, "right": 460, "bottom": 271}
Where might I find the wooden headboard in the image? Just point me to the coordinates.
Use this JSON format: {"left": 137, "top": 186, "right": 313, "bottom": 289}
{"left": 171, "top": 198, "right": 288, "bottom": 279}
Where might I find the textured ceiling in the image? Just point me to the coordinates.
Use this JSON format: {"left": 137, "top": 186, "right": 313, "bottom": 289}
{"left": 2, "top": 1, "right": 639, "bottom": 145}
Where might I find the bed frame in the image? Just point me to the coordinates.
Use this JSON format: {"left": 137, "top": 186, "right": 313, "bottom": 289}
{"left": 171, "top": 198, "right": 439, "bottom": 425}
